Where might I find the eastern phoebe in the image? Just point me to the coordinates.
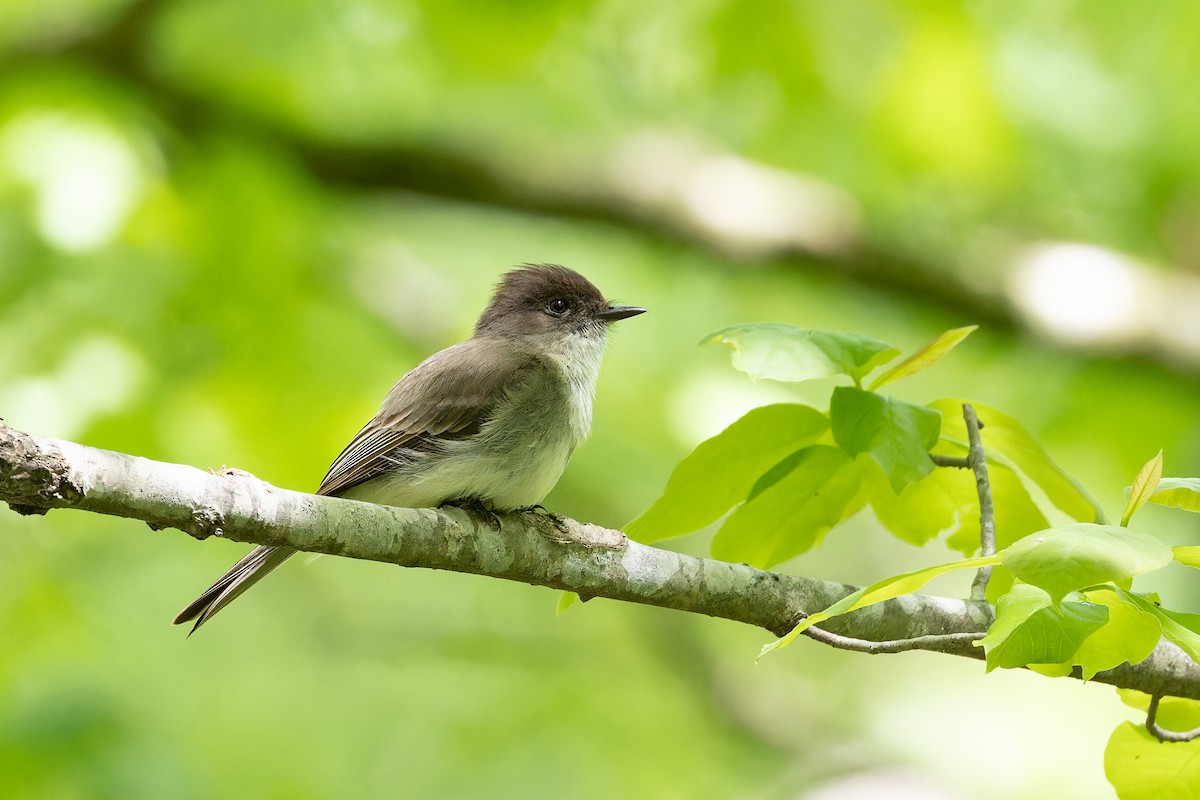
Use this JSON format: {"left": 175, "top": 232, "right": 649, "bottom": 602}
{"left": 174, "top": 264, "right": 644, "bottom": 632}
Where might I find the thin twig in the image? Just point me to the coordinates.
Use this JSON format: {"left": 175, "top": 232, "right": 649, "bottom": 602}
{"left": 963, "top": 403, "right": 996, "bottom": 602}
{"left": 930, "top": 454, "right": 970, "bottom": 469}
{"left": 805, "top": 625, "right": 985, "bottom": 655}
{"left": 1146, "top": 694, "right": 1200, "bottom": 742}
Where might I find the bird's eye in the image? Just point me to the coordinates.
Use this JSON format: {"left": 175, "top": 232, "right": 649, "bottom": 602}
{"left": 546, "top": 298, "right": 571, "bottom": 316}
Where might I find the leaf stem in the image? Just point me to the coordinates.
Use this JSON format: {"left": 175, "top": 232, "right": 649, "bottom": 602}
{"left": 1146, "top": 694, "right": 1200, "bottom": 742}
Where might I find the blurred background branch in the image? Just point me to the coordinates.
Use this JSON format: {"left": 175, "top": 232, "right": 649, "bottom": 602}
{"left": 24, "top": 0, "right": 1009, "bottom": 329}
{"left": 20, "top": 0, "right": 1200, "bottom": 367}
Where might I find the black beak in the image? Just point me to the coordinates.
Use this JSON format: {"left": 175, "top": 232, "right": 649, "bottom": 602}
{"left": 597, "top": 305, "right": 646, "bottom": 322}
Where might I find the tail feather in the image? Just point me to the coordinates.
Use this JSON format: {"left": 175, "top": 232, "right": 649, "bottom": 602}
{"left": 173, "top": 545, "right": 296, "bottom": 634}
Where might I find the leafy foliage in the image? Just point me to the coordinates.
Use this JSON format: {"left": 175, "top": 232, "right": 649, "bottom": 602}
{"left": 630, "top": 322, "right": 1200, "bottom": 799}
{"left": 630, "top": 325, "right": 976, "bottom": 566}
{"left": 976, "top": 584, "right": 1108, "bottom": 672}
{"left": 1106, "top": 693, "right": 1200, "bottom": 800}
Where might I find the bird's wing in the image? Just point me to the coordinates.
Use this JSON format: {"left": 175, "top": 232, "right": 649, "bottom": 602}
{"left": 316, "top": 339, "right": 540, "bottom": 497}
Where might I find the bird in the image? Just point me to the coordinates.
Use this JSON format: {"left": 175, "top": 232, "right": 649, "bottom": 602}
{"left": 173, "top": 263, "right": 645, "bottom": 633}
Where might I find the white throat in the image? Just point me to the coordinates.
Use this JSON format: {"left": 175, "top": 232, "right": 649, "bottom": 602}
{"left": 541, "top": 329, "right": 607, "bottom": 442}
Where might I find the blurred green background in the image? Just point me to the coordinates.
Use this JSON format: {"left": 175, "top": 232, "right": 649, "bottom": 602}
{"left": 3, "top": 1, "right": 1200, "bottom": 798}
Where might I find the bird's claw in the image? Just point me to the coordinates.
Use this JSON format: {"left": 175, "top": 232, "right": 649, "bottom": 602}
{"left": 442, "top": 497, "right": 502, "bottom": 530}
{"left": 518, "top": 504, "right": 569, "bottom": 533}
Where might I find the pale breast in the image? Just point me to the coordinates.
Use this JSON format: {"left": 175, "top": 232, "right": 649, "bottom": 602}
{"left": 540, "top": 327, "right": 606, "bottom": 444}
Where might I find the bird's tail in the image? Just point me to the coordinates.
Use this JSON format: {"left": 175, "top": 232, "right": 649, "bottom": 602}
{"left": 172, "top": 545, "right": 296, "bottom": 634}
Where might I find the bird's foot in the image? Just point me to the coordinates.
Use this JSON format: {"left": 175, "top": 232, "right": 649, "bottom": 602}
{"left": 518, "top": 504, "right": 569, "bottom": 533}
{"left": 441, "top": 497, "right": 502, "bottom": 530}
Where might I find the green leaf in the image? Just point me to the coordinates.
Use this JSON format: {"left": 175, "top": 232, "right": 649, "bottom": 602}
{"left": 830, "top": 387, "right": 941, "bottom": 493}
{"left": 985, "top": 565, "right": 1015, "bottom": 605}
{"left": 1117, "top": 688, "right": 1153, "bottom": 711}
{"left": 704, "top": 324, "right": 899, "bottom": 383}
{"left": 1156, "top": 608, "right": 1200, "bottom": 664}
{"left": 1114, "top": 589, "right": 1200, "bottom": 663}
{"left": 1174, "top": 546, "right": 1200, "bottom": 569}
{"left": 1122, "top": 451, "right": 1163, "bottom": 527}
{"left": 868, "top": 325, "right": 978, "bottom": 390}
{"left": 1001, "top": 524, "right": 1173, "bottom": 603}
{"left": 1117, "top": 688, "right": 1154, "bottom": 712}
{"left": 1075, "top": 588, "right": 1162, "bottom": 679}
{"left": 758, "top": 554, "right": 1000, "bottom": 659}
{"left": 975, "top": 584, "right": 1109, "bottom": 672}
{"left": 712, "top": 447, "right": 866, "bottom": 568}
{"left": 871, "top": 445, "right": 1050, "bottom": 555}
{"left": 869, "top": 458, "right": 973, "bottom": 548}
{"left": 1027, "top": 662, "right": 1074, "bottom": 677}
{"left": 1149, "top": 477, "right": 1200, "bottom": 512}
{"left": 556, "top": 591, "right": 578, "bottom": 615}
{"left": 1105, "top": 722, "right": 1200, "bottom": 800}
{"left": 929, "top": 399, "right": 1105, "bottom": 524}
{"left": 625, "top": 404, "right": 829, "bottom": 543}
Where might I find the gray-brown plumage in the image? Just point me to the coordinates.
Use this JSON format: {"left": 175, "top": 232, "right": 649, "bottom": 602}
{"left": 173, "top": 264, "right": 644, "bottom": 633}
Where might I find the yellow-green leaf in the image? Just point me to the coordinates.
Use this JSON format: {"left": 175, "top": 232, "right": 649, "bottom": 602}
{"left": 625, "top": 403, "right": 829, "bottom": 543}
{"left": 1122, "top": 450, "right": 1163, "bottom": 527}
{"left": 1076, "top": 588, "right": 1162, "bottom": 679}
{"left": 975, "top": 584, "right": 1108, "bottom": 672}
{"left": 1001, "top": 524, "right": 1173, "bottom": 603}
{"left": 1149, "top": 478, "right": 1200, "bottom": 513}
{"left": 1174, "top": 546, "right": 1200, "bottom": 569}
{"left": 1105, "top": 722, "right": 1200, "bottom": 800}
{"left": 711, "top": 447, "right": 866, "bottom": 568}
{"left": 868, "top": 325, "right": 978, "bottom": 390}
{"left": 556, "top": 591, "right": 578, "bottom": 615}
{"left": 1116, "top": 589, "right": 1200, "bottom": 663}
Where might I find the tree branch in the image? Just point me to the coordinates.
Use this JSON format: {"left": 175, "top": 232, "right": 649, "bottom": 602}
{"left": 4, "top": 418, "right": 1200, "bottom": 700}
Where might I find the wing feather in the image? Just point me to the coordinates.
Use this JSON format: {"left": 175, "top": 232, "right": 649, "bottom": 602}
{"left": 316, "top": 339, "right": 538, "bottom": 497}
